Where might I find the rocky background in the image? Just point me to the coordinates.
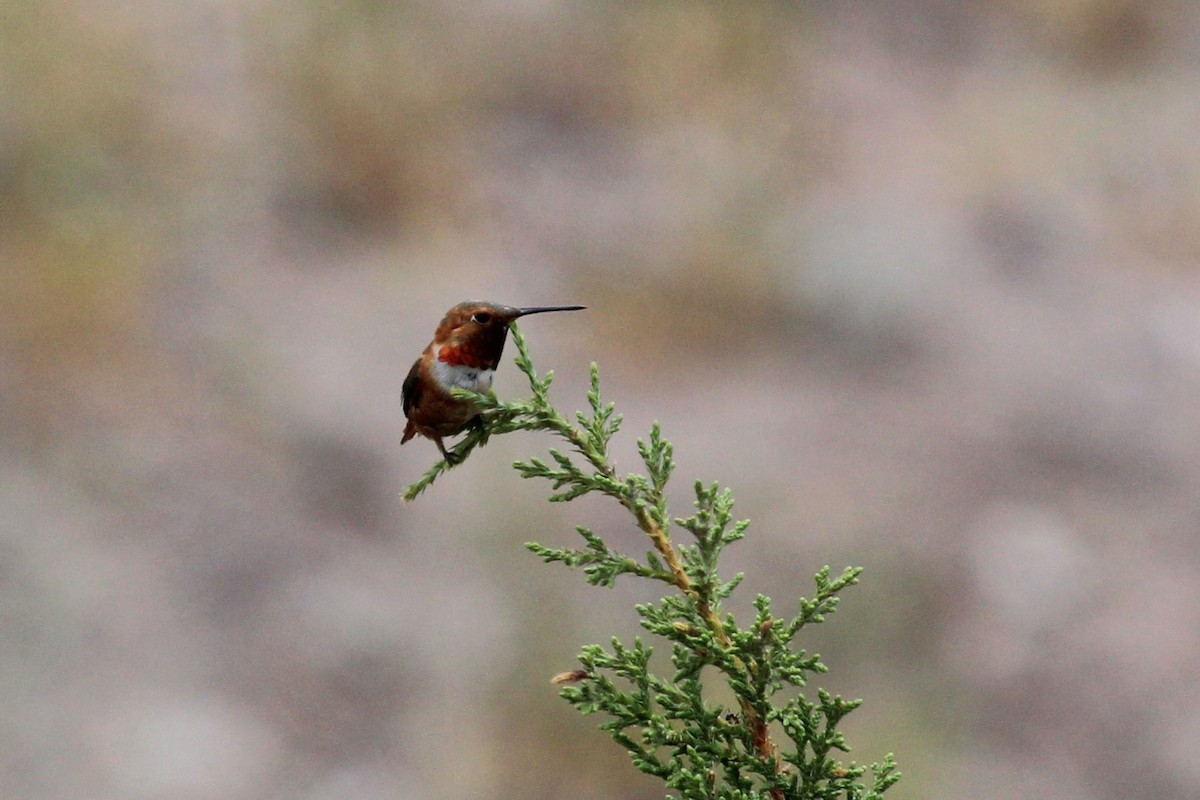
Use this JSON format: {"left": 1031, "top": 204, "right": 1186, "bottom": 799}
{"left": 4, "top": 2, "right": 1200, "bottom": 798}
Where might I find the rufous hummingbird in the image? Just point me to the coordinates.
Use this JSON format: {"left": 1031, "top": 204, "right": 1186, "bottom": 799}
{"left": 402, "top": 301, "right": 586, "bottom": 461}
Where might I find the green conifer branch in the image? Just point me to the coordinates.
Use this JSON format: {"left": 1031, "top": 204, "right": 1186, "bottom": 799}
{"left": 403, "top": 323, "right": 900, "bottom": 799}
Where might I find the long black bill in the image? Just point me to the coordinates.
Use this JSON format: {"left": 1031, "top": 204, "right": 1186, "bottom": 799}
{"left": 515, "top": 305, "right": 586, "bottom": 317}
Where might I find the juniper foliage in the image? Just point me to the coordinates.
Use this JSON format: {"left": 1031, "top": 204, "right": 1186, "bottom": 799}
{"left": 404, "top": 324, "right": 900, "bottom": 800}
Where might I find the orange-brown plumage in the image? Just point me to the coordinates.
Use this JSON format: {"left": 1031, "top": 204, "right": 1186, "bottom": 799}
{"left": 402, "top": 301, "right": 585, "bottom": 461}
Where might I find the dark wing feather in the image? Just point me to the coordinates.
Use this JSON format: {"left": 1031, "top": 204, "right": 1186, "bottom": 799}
{"left": 402, "top": 358, "right": 422, "bottom": 418}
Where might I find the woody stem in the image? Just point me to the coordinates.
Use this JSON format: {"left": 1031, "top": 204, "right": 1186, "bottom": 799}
{"left": 630, "top": 503, "right": 783, "bottom": 798}
{"left": 517, "top": 380, "right": 784, "bottom": 794}
{"left": 556, "top": 419, "right": 783, "bottom": 795}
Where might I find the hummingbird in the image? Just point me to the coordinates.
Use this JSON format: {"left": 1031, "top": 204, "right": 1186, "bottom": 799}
{"left": 402, "top": 301, "right": 586, "bottom": 461}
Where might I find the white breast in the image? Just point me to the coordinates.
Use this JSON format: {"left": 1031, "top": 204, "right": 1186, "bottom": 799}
{"left": 432, "top": 355, "right": 495, "bottom": 393}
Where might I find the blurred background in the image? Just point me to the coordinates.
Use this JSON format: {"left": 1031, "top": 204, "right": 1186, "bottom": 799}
{"left": 4, "top": 1, "right": 1200, "bottom": 798}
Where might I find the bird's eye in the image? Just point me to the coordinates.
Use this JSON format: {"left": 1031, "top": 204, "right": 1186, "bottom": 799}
{"left": 472, "top": 312, "right": 492, "bottom": 324}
